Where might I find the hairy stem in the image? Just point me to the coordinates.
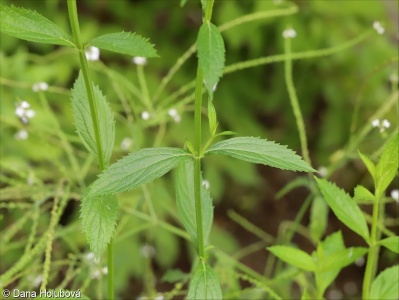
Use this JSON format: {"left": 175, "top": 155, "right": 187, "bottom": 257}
{"left": 67, "top": 1, "right": 113, "bottom": 299}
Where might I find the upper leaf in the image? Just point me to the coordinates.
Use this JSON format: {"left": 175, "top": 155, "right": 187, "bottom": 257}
{"left": 370, "top": 265, "right": 399, "bottom": 300}
{"left": 0, "top": 4, "right": 74, "bottom": 47}
{"left": 375, "top": 133, "right": 398, "bottom": 198}
{"left": 175, "top": 159, "right": 213, "bottom": 248}
{"left": 353, "top": 185, "right": 375, "bottom": 203}
{"left": 187, "top": 262, "right": 223, "bottom": 300}
{"left": 315, "top": 178, "right": 370, "bottom": 243}
{"left": 268, "top": 246, "right": 317, "bottom": 271}
{"left": 319, "top": 247, "right": 368, "bottom": 272}
{"left": 205, "top": 137, "right": 315, "bottom": 172}
{"left": 358, "top": 150, "right": 376, "bottom": 182}
{"left": 89, "top": 32, "right": 158, "bottom": 57}
{"left": 89, "top": 148, "right": 191, "bottom": 197}
{"left": 71, "top": 72, "right": 115, "bottom": 165}
{"left": 81, "top": 194, "right": 118, "bottom": 258}
{"left": 197, "top": 22, "right": 225, "bottom": 98}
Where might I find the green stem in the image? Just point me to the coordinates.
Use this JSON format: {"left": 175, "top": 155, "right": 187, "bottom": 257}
{"left": 67, "top": 1, "right": 113, "bottom": 299}
{"left": 362, "top": 197, "right": 380, "bottom": 299}
{"left": 284, "top": 36, "right": 311, "bottom": 166}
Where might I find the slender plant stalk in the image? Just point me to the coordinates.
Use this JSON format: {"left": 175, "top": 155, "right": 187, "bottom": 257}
{"left": 67, "top": 1, "right": 114, "bottom": 299}
{"left": 284, "top": 36, "right": 311, "bottom": 166}
{"left": 362, "top": 196, "right": 381, "bottom": 299}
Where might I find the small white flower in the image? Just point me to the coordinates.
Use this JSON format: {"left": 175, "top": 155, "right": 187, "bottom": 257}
{"left": 318, "top": 166, "right": 328, "bottom": 177}
{"left": 282, "top": 28, "right": 297, "bottom": 39}
{"left": 121, "top": 137, "right": 132, "bottom": 151}
{"left": 355, "top": 257, "right": 365, "bottom": 267}
{"left": 141, "top": 111, "right": 150, "bottom": 120}
{"left": 20, "top": 101, "right": 30, "bottom": 109}
{"left": 15, "top": 129, "right": 28, "bottom": 140}
{"left": 391, "top": 189, "right": 399, "bottom": 202}
{"left": 371, "top": 119, "right": 380, "bottom": 127}
{"left": 91, "top": 270, "right": 101, "bottom": 279}
{"left": 140, "top": 244, "right": 156, "bottom": 258}
{"left": 133, "top": 56, "right": 147, "bottom": 65}
{"left": 327, "top": 289, "right": 343, "bottom": 300}
{"left": 85, "top": 46, "right": 100, "bottom": 61}
{"left": 84, "top": 252, "right": 96, "bottom": 263}
{"left": 202, "top": 179, "right": 210, "bottom": 190}
{"left": 382, "top": 119, "right": 390, "bottom": 128}
{"left": 373, "top": 21, "right": 385, "bottom": 35}
{"left": 32, "top": 82, "right": 48, "bottom": 92}
{"left": 168, "top": 108, "right": 181, "bottom": 123}
{"left": 15, "top": 106, "right": 25, "bottom": 118}
{"left": 102, "top": 267, "right": 108, "bottom": 275}
{"left": 25, "top": 109, "right": 36, "bottom": 119}
{"left": 155, "top": 293, "right": 165, "bottom": 300}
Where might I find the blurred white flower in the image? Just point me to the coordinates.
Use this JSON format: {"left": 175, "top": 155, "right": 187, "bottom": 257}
{"left": 141, "top": 111, "right": 150, "bottom": 120}
{"left": 327, "top": 289, "right": 343, "bottom": 300}
{"left": 202, "top": 179, "right": 210, "bottom": 190}
{"left": 15, "top": 129, "right": 28, "bottom": 140}
{"left": 318, "top": 166, "right": 328, "bottom": 177}
{"left": 355, "top": 257, "right": 365, "bottom": 267}
{"left": 27, "top": 274, "right": 43, "bottom": 288}
{"left": 120, "top": 137, "right": 132, "bottom": 151}
{"left": 372, "top": 118, "right": 390, "bottom": 133}
{"left": 32, "top": 82, "right": 48, "bottom": 92}
{"left": 155, "top": 294, "right": 165, "bottom": 300}
{"left": 373, "top": 21, "right": 385, "bottom": 35}
{"left": 140, "top": 244, "right": 156, "bottom": 258}
{"left": 168, "top": 108, "right": 181, "bottom": 123}
{"left": 391, "top": 189, "right": 399, "bottom": 202}
{"left": 382, "top": 119, "right": 390, "bottom": 128}
{"left": 85, "top": 46, "right": 100, "bottom": 61}
{"left": 133, "top": 56, "right": 147, "bottom": 65}
{"left": 371, "top": 119, "right": 380, "bottom": 127}
{"left": 15, "top": 101, "right": 35, "bottom": 124}
{"left": 91, "top": 270, "right": 101, "bottom": 279}
{"left": 283, "top": 28, "right": 297, "bottom": 39}
{"left": 102, "top": 267, "right": 108, "bottom": 275}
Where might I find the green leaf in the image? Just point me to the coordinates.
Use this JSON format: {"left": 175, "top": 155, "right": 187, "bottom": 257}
{"left": 319, "top": 247, "right": 368, "bottom": 272}
{"left": 71, "top": 72, "right": 115, "bottom": 165}
{"left": 353, "top": 185, "right": 375, "bottom": 202}
{"left": 175, "top": 159, "right": 213, "bottom": 248}
{"left": 370, "top": 265, "right": 399, "bottom": 300}
{"left": 89, "top": 148, "right": 191, "bottom": 197}
{"left": 0, "top": 4, "right": 74, "bottom": 47}
{"left": 188, "top": 262, "right": 223, "bottom": 300}
{"left": 375, "top": 133, "right": 399, "bottom": 198}
{"left": 358, "top": 150, "right": 376, "bottom": 182}
{"left": 208, "top": 99, "right": 218, "bottom": 135}
{"left": 310, "top": 196, "right": 328, "bottom": 242}
{"left": 315, "top": 178, "right": 370, "bottom": 243}
{"left": 377, "top": 237, "right": 399, "bottom": 253}
{"left": 205, "top": 137, "right": 315, "bottom": 172}
{"left": 268, "top": 246, "right": 317, "bottom": 271}
{"left": 89, "top": 32, "right": 158, "bottom": 57}
{"left": 315, "top": 231, "right": 345, "bottom": 295}
{"left": 197, "top": 22, "right": 225, "bottom": 98}
{"left": 81, "top": 194, "right": 118, "bottom": 258}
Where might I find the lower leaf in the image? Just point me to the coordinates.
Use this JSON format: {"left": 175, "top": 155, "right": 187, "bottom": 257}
{"left": 81, "top": 194, "right": 118, "bottom": 258}
{"left": 188, "top": 262, "right": 223, "bottom": 300}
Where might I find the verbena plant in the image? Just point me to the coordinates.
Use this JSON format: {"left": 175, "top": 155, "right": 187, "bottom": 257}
{"left": 1, "top": 1, "right": 397, "bottom": 299}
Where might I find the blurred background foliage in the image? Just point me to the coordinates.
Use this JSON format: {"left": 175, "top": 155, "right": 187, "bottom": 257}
{"left": 1, "top": 0, "right": 398, "bottom": 299}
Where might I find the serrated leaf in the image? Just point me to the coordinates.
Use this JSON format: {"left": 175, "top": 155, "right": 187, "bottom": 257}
{"left": 188, "top": 262, "right": 223, "bottom": 300}
{"left": 175, "top": 159, "right": 213, "bottom": 248}
{"left": 208, "top": 99, "right": 218, "bottom": 135}
{"left": 377, "top": 237, "right": 399, "bottom": 253}
{"left": 354, "top": 185, "right": 375, "bottom": 202}
{"left": 315, "top": 231, "right": 345, "bottom": 295}
{"left": 315, "top": 178, "right": 370, "bottom": 243}
{"left": 310, "top": 196, "right": 328, "bottom": 242}
{"left": 0, "top": 4, "right": 74, "bottom": 47}
{"left": 89, "top": 32, "right": 158, "bottom": 57}
{"left": 358, "top": 150, "right": 376, "bottom": 182}
{"left": 319, "top": 247, "right": 368, "bottom": 272}
{"left": 370, "top": 265, "right": 399, "bottom": 300}
{"left": 89, "top": 148, "right": 191, "bottom": 197}
{"left": 268, "top": 246, "right": 316, "bottom": 271}
{"left": 81, "top": 194, "right": 118, "bottom": 258}
{"left": 205, "top": 137, "right": 315, "bottom": 172}
{"left": 197, "top": 22, "right": 225, "bottom": 98}
{"left": 71, "top": 72, "right": 115, "bottom": 165}
{"left": 375, "top": 133, "right": 399, "bottom": 199}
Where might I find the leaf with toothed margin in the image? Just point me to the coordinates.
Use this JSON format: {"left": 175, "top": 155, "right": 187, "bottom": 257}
{"left": 81, "top": 194, "right": 118, "bottom": 258}
{"left": 89, "top": 148, "right": 192, "bottom": 197}
{"left": 205, "top": 137, "right": 315, "bottom": 172}
{"left": 187, "top": 262, "right": 223, "bottom": 300}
